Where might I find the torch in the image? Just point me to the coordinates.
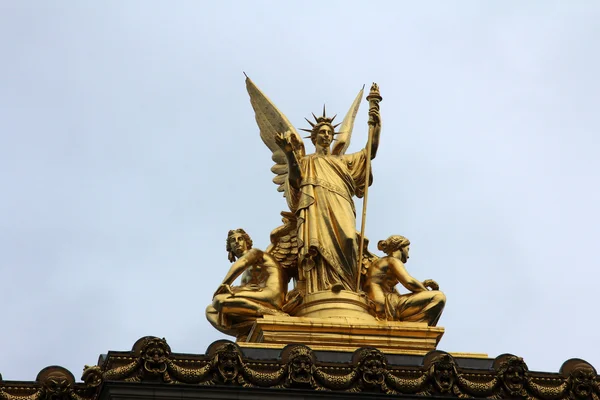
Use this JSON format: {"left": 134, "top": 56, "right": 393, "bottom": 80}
{"left": 357, "top": 83, "right": 382, "bottom": 291}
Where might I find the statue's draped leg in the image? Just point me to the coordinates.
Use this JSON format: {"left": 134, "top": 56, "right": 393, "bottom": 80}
{"left": 295, "top": 151, "right": 369, "bottom": 294}
{"left": 388, "top": 291, "right": 446, "bottom": 326}
{"left": 298, "top": 185, "right": 359, "bottom": 293}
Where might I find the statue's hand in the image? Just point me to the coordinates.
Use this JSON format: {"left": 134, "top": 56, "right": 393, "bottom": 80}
{"left": 275, "top": 131, "right": 286, "bottom": 149}
{"left": 368, "top": 107, "right": 381, "bottom": 127}
{"left": 275, "top": 130, "right": 294, "bottom": 153}
{"left": 213, "top": 283, "right": 234, "bottom": 298}
{"left": 288, "top": 132, "right": 303, "bottom": 153}
{"left": 423, "top": 279, "right": 439, "bottom": 291}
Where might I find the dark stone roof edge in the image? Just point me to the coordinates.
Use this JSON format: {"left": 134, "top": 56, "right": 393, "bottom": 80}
{"left": 0, "top": 336, "right": 598, "bottom": 400}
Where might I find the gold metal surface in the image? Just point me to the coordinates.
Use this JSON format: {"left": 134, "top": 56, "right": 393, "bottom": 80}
{"left": 205, "top": 229, "right": 288, "bottom": 339}
{"left": 245, "top": 315, "right": 444, "bottom": 354}
{"left": 246, "top": 76, "right": 379, "bottom": 295}
{"left": 293, "top": 290, "right": 375, "bottom": 319}
{"left": 235, "top": 341, "right": 488, "bottom": 359}
{"left": 362, "top": 235, "right": 446, "bottom": 326}
{"left": 205, "top": 77, "right": 446, "bottom": 347}
{"left": 357, "top": 83, "right": 382, "bottom": 290}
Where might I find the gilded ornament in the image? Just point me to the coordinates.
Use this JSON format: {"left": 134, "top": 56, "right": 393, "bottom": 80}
{"left": 354, "top": 348, "right": 389, "bottom": 392}
{"left": 496, "top": 355, "right": 529, "bottom": 398}
{"left": 362, "top": 235, "right": 446, "bottom": 326}
{"left": 205, "top": 228, "right": 289, "bottom": 339}
{"left": 3, "top": 337, "right": 600, "bottom": 400}
{"left": 205, "top": 77, "right": 447, "bottom": 343}
{"left": 282, "top": 345, "right": 317, "bottom": 388}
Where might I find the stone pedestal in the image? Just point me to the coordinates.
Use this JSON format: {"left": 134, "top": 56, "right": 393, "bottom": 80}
{"left": 293, "top": 290, "right": 376, "bottom": 320}
{"left": 241, "top": 315, "right": 445, "bottom": 355}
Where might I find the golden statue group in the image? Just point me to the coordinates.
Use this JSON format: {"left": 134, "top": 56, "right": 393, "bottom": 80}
{"left": 206, "top": 77, "right": 446, "bottom": 344}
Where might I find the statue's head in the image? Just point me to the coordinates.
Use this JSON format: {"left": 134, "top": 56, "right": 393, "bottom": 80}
{"left": 301, "top": 106, "right": 340, "bottom": 150}
{"left": 378, "top": 235, "right": 410, "bottom": 262}
{"left": 226, "top": 229, "right": 253, "bottom": 262}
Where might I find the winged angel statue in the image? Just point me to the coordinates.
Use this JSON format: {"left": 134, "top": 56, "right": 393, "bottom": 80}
{"left": 206, "top": 77, "right": 445, "bottom": 339}
{"left": 246, "top": 77, "right": 382, "bottom": 294}
{"left": 205, "top": 77, "right": 380, "bottom": 336}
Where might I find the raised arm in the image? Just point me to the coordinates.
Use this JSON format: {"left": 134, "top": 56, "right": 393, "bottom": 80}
{"left": 365, "top": 83, "right": 382, "bottom": 160}
{"left": 275, "top": 131, "right": 303, "bottom": 189}
{"left": 388, "top": 258, "right": 428, "bottom": 293}
{"left": 367, "top": 107, "right": 381, "bottom": 160}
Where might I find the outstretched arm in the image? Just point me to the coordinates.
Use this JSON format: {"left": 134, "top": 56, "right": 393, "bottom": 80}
{"left": 276, "top": 131, "right": 302, "bottom": 189}
{"left": 389, "top": 258, "right": 428, "bottom": 293}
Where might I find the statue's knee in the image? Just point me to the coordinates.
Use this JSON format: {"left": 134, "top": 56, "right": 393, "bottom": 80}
{"left": 212, "top": 294, "right": 231, "bottom": 310}
{"left": 432, "top": 291, "right": 446, "bottom": 306}
{"left": 205, "top": 305, "right": 218, "bottom": 325}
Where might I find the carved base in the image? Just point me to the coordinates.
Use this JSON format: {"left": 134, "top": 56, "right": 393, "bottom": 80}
{"left": 243, "top": 315, "right": 445, "bottom": 354}
{"left": 292, "top": 289, "right": 376, "bottom": 320}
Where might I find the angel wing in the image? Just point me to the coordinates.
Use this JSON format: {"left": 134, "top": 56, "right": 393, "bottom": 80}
{"left": 266, "top": 211, "right": 298, "bottom": 280}
{"left": 358, "top": 235, "right": 380, "bottom": 285}
{"left": 245, "top": 76, "right": 305, "bottom": 199}
{"left": 332, "top": 86, "right": 364, "bottom": 156}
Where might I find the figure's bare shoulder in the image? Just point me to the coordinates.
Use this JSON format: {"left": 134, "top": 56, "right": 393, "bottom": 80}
{"left": 373, "top": 255, "right": 406, "bottom": 275}
{"left": 262, "top": 252, "right": 279, "bottom": 267}
{"left": 239, "top": 248, "right": 280, "bottom": 269}
{"left": 386, "top": 256, "right": 405, "bottom": 268}
{"left": 240, "top": 248, "right": 264, "bottom": 264}
{"left": 372, "top": 254, "right": 395, "bottom": 268}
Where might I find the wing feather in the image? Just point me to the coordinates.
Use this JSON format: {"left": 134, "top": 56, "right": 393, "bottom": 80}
{"left": 245, "top": 76, "right": 305, "bottom": 200}
{"left": 266, "top": 212, "right": 299, "bottom": 280}
{"left": 272, "top": 175, "right": 286, "bottom": 185}
{"left": 270, "top": 164, "right": 287, "bottom": 174}
{"left": 332, "top": 86, "right": 364, "bottom": 156}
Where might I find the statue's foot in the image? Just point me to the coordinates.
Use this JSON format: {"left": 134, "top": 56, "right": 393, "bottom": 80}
{"left": 282, "top": 293, "right": 303, "bottom": 314}
{"left": 259, "top": 308, "right": 289, "bottom": 317}
{"left": 330, "top": 283, "right": 344, "bottom": 293}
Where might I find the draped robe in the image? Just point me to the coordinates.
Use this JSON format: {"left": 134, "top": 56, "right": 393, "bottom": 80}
{"left": 288, "top": 149, "right": 370, "bottom": 293}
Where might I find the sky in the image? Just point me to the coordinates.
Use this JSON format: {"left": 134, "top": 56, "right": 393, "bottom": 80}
{"left": 1, "top": 1, "right": 599, "bottom": 381}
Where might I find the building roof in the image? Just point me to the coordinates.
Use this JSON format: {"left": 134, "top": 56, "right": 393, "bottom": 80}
{"left": 0, "top": 336, "right": 598, "bottom": 400}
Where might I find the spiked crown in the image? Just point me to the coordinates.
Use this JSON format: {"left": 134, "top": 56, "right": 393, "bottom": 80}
{"left": 301, "top": 105, "right": 342, "bottom": 141}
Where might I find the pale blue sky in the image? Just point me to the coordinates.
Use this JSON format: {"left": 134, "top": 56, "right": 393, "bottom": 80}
{"left": 1, "top": 1, "right": 599, "bottom": 380}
